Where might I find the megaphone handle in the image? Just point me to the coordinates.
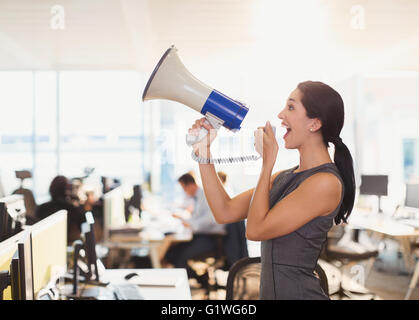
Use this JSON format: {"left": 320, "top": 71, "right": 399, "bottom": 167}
{"left": 185, "top": 126, "right": 209, "bottom": 146}
{"left": 185, "top": 118, "right": 220, "bottom": 146}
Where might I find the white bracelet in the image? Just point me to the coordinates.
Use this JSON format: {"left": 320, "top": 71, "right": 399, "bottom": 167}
{"left": 191, "top": 150, "right": 211, "bottom": 164}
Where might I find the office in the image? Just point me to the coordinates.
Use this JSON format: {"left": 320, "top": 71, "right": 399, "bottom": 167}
{"left": 0, "top": 0, "right": 419, "bottom": 302}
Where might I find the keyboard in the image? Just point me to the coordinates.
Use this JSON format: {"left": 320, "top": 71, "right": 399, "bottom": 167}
{"left": 109, "top": 226, "right": 143, "bottom": 235}
{"left": 80, "top": 284, "right": 144, "bottom": 300}
{"left": 110, "top": 284, "right": 144, "bottom": 300}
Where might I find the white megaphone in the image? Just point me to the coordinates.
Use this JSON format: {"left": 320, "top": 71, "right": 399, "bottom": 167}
{"left": 142, "top": 45, "right": 249, "bottom": 146}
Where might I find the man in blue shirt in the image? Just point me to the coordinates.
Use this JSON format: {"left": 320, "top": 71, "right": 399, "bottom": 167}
{"left": 164, "top": 173, "right": 225, "bottom": 280}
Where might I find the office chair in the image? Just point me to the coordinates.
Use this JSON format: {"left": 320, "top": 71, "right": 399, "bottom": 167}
{"left": 322, "top": 225, "right": 379, "bottom": 299}
{"left": 225, "top": 257, "right": 261, "bottom": 300}
{"left": 188, "top": 221, "right": 249, "bottom": 298}
{"left": 187, "top": 234, "right": 226, "bottom": 298}
{"left": 225, "top": 256, "right": 330, "bottom": 300}
{"left": 404, "top": 242, "right": 419, "bottom": 300}
{"left": 12, "top": 170, "right": 37, "bottom": 224}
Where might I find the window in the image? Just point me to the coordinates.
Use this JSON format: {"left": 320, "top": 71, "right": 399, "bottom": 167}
{"left": 0, "top": 71, "right": 33, "bottom": 195}
{"left": 0, "top": 71, "right": 146, "bottom": 200}
{"left": 403, "top": 138, "right": 417, "bottom": 181}
{"left": 34, "top": 72, "right": 57, "bottom": 198}
{"left": 59, "top": 71, "right": 144, "bottom": 192}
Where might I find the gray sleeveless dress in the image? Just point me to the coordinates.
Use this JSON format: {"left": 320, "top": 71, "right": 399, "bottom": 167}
{"left": 260, "top": 163, "right": 344, "bottom": 300}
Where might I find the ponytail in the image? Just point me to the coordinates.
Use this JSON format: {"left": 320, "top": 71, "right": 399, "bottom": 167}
{"left": 297, "top": 81, "right": 356, "bottom": 225}
{"left": 331, "top": 139, "right": 355, "bottom": 225}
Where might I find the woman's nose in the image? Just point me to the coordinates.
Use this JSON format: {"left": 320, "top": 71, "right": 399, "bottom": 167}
{"left": 277, "top": 110, "right": 284, "bottom": 120}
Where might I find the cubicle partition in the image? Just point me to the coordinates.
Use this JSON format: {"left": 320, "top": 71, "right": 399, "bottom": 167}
{"left": 31, "top": 210, "right": 67, "bottom": 296}
{"left": 103, "top": 186, "right": 126, "bottom": 242}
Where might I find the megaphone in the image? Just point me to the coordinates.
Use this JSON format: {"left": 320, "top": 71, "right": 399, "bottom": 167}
{"left": 142, "top": 45, "right": 249, "bottom": 146}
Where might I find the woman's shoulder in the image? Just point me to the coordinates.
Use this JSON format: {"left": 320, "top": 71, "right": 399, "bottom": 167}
{"left": 300, "top": 172, "right": 343, "bottom": 203}
{"left": 305, "top": 163, "right": 343, "bottom": 189}
{"left": 304, "top": 171, "right": 342, "bottom": 187}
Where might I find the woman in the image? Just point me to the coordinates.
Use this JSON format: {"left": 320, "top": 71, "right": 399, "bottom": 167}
{"left": 189, "top": 81, "right": 355, "bottom": 300}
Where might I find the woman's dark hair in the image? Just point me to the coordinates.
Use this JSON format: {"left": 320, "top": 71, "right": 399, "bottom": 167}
{"left": 297, "top": 81, "right": 355, "bottom": 225}
{"left": 49, "top": 175, "right": 70, "bottom": 200}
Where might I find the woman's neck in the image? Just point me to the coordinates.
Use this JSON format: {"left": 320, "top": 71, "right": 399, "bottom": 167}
{"left": 296, "top": 140, "right": 332, "bottom": 173}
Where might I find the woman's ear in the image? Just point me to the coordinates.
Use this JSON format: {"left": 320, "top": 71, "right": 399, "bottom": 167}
{"left": 309, "top": 118, "right": 322, "bottom": 132}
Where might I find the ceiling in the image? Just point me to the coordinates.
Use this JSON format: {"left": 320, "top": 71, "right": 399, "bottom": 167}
{"left": 0, "top": 0, "right": 418, "bottom": 81}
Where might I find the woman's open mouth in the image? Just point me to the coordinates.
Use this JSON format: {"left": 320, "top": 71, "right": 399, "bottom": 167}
{"left": 282, "top": 123, "right": 291, "bottom": 139}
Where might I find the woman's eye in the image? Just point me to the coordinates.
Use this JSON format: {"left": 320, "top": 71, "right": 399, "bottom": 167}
{"left": 288, "top": 105, "right": 294, "bottom": 110}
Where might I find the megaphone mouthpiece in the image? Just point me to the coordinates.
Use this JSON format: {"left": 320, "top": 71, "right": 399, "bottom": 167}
{"left": 142, "top": 45, "right": 175, "bottom": 102}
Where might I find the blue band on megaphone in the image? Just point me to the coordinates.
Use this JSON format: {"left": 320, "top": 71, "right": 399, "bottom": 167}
{"left": 201, "top": 90, "right": 248, "bottom": 131}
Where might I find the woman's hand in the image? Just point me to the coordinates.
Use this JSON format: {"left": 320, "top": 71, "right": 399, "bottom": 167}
{"left": 254, "top": 121, "right": 278, "bottom": 169}
{"left": 188, "top": 118, "right": 217, "bottom": 158}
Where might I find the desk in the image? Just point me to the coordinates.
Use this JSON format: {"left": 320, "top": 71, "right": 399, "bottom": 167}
{"left": 102, "top": 205, "right": 193, "bottom": 268}
{"left": 101, "top": 268, "right": 191, "bottom": 300}
{"left": 103, "top": 229, "right": 193, "bottom": 268}
{"left": 348, "top": 210, "right": 419, "bottom": 271}
{"left": 348, "top": 209, "right": 419, "bottom": 236}
{"left": 59, "top": 268, "right": 191, "bottom": 300}
{"left": 348, "top": 209, "right": 419, "bottom": 299}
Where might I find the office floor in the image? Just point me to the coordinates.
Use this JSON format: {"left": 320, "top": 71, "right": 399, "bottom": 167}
{"left": 360, "top": 239, "right": 419, "bottom": 300}
{"left": 189, "top": 239, "right": 419, "bottom": 300}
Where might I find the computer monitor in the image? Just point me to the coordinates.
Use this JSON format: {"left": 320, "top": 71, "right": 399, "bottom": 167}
{"left": 359, "top": 175, "right": 388, "bottom": 212}
{"left": 125, "top": 184, "right": 143, "bottom": 221}
{"left": 103, "top": 186, "right": 126, "bottom": 241}
{"left": 71, "top": 214, "right": 108, "bottom": 296}
{"left": 405, "top": 184, "right": 419, "bottom": 210}
{"left": 0, "top": 175, "right": 5, "bottom": 198}
{"left": 0, "top": 230, "right": 24, "bottom": 300}
{"left": 31, "top": 210, "right": 67, "bottom": 296}
{"left": 5, "top": 231, "right": 35, "bottom": 300}
{"left": 9, "top": 250, "right": 20, "bottom": 300}
{"left": 101, "top": 176, "right": 121, "bottom": 194}
{"left": 131, "top": 185, "right": 143, "bottom": 211}
{"left": 0, "top": 202, "right": 11, "bottom": 242}
{"left": 359, "top": 175, "right": 388, "bottom": 196}
{"left": 0, "top": 195, "right": 25, "bottom": 242}
{"left": 17, "top": 230, "right": 34, "bottom": 300}
{"left": 81, "top": 212, "right": 99, "bottom": 281}
{"left": 101, "top": 176, "right": 110, "bottom": 194}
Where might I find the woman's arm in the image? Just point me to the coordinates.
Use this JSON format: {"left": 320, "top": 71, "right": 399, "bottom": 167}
{"left": 246, "top": 172, "right": 342, "bottom": 240}
{"left": 246, "top": 121, "right": 277, "bottom": 238}
{"left": 246, "top": 122, "right": 342, "bottom": 241}
{"left": 198, "top": 162, "right": 253, "bottom": 224}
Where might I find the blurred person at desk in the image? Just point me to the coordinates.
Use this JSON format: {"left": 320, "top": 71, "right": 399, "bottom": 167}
{"left": 175, "top": 170, "right": 197, "bottom": 214}
{"left": 36, "top": 175, "right": 86, "bottom": 245}
{"left": 163, "top": 173, "right": 225, "bottom": 277}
